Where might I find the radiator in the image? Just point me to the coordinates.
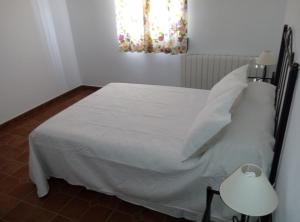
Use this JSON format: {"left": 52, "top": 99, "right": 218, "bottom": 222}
{"left": 181, "top": 54, "right": 264, "bottom": 89}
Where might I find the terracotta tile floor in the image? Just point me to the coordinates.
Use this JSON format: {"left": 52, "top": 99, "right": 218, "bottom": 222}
{"left": 0, "top": 87, "right": 191, "bottom": 222}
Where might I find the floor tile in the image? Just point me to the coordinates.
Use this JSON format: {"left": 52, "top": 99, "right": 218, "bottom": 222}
{"left": 49, "top": 178, "right": 83, "bottom": 197}
{"left": 79, "top": 205, "right": 111, "bottom": 222}
{"left": 13, "top": 165, "right": 29, "bottom": 181}
{"left": 0, "top": 134, "right": 27, "bottom": 147}
{"left": 139, "top": 208, "right": 165, "bottom": 222}
{"left": 0, "top": 175, "right": 19, "bottom": 194}
{"left": 9, "top": 181, "right": 35, "bottom": 199}
{"left": 96, "top": 193, "right": 121, "bottom": 209}
{"left": 3, "top": 202, "right": 55, "bottom": 222}
{"left": 76, "top": 189, "right": 104, "bottom": 206}
{"left": 0, "top": 128, "right": 9, "bottom": 137}
{"left": 19, "top": 119, "right": 41, "bottom": 131}
{"left": 0, "top": 159, "right": 25, "bottom": 176}
{"left": 0, "top": 146, "right": 24, "bottom": 161}
{"left": 116, "top": 201, "right": 144, "bottom": 215}
{"left": 16, "top": 151, "right": 29, "bottom": 163}
{"left": 0, "top": 158, "right": 7, "bottom": 170}
{"left": 107, "top": 212, "right": 137, "bottom": 222}
{"left": 33, "top": 108, "right": 61, "bottom": 122}
{"left": 24, "top": 190, "right": 72, "bottom": 212}
{"left": 51, "top": 215, "right": 74, "bottom": 222}
{"left": 18, "top": 141, "right": 29, "bottom": 151}
{"left": 0, "top": 193, "right": 20, "bottom": 217}
{"left": 59, "top": 198, "right": 89, "bottom": 221}
{"left": 12, "top": 126, "right": 33, "bottom": 137}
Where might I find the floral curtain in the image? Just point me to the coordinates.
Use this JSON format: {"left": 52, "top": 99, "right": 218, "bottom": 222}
{"left": 114, "top": 0, "right": 188, "bottom": 54}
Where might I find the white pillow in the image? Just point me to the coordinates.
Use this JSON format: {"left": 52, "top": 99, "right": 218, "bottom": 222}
{"left": 196, "top": 81, "right": 275, "bottom": 174}
{"left": 246, "top": 81, "right": 276, "bottom": 105}
{"left": 182, "top": 84, "right": 247, "bottom": 160}
{"left": 208, "top": 65, "right": 249, "bottom": 103}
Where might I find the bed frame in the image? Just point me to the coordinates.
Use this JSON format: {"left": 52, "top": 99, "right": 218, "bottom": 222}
{"left": 269, "top": 24, "right": 299, "bottom": 185}
{"left": 202, "top": 24, "right": 299, "bottom": 222}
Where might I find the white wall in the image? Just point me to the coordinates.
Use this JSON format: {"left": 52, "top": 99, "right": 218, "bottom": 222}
{"left": 65, "top": 0, "right": 182, "bottom": 87}
{"left": 66, "top": 0, "right": 286, "bottom": 87}
{"left": 48, "top": 0, "right": 81, "bottom": 88}
{"left": 0, "top": 0, "right": 81, "bottom": 124}
{"left": 188, "top": 0, "right": 286, "bottom": 55}
{"left": 274, "top": 0, "right": 300, "bottom": 221}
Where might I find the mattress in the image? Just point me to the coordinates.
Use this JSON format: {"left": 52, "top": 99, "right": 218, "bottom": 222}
{"left": 29, "top": 83, "right": 273, "bottom": 221}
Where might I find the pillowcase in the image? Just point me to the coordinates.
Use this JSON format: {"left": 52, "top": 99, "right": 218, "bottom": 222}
{"left": 245, "top": 81, "right": 276, "bottom": 105}
{"left": 207, "top": 65, "right": 249, "bottom": 103}
{"left": 195, "top": 81, "right": 275, "bottom": 174}
{"left": 182, "top": 83, "right": 247, "bottom": 160}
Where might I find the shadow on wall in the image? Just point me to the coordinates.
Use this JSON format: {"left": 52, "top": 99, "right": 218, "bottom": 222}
{"left": 31, "top": 0, "right": 81, "bottom": 88}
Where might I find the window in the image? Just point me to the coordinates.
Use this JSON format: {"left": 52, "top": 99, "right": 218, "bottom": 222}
{"left": 114, "top": 0, "right": 188, "bottom": 54}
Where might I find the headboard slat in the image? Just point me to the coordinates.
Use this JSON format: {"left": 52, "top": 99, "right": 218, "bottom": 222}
{"left": 269, "top": 25, "right": 299, "bottom": 185}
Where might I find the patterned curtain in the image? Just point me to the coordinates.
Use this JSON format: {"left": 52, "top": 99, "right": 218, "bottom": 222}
{"left": 114, "top": 0, "right": 188, "bottom": 54}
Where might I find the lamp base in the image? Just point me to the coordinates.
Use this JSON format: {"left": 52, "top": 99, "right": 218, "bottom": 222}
{"left": 263, "top": 66, "right": 268, "bottom": 79}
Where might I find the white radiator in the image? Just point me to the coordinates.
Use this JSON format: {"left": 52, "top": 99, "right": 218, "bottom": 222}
{"left": 181, "top": 54, "right": 262, "bottom": 89}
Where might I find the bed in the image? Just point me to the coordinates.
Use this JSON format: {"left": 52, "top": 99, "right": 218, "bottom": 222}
{"left": 29, "top": 25, "right": 299, "bottom": 222}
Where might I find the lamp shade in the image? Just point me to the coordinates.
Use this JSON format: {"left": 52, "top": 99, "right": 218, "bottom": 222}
{"left": 220, "top": 164, "right": 278, "bottom": 217}
{"left": 256, "top": 50, "right": 276, "bottom": 65}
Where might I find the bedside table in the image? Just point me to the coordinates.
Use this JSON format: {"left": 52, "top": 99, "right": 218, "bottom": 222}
{"left": 201, "top": 186, "right": 220, "bottom": 222}
{"left": 201, "top": 187, "right": 249, "bottom": 222}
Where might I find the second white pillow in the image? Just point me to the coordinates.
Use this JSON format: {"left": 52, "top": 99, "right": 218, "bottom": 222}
{"left": 207, "top": 65, "right": 249, "bottom": 103}
{"left": 182, "top": 83, "right": 247, "bottom": 160}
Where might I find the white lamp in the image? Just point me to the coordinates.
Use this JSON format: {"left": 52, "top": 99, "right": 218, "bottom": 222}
{"left": 220, "top": 164, "right": 278, "bottom": 221}
{"left": 256, "top": 50, "right": 276, "bottom": 79}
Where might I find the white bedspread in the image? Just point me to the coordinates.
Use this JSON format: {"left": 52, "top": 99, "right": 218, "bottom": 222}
{"left": 29, "top": 83, "right": 273, "bottom": 221}
{"left": 31, "top": 83, "right": 210, "bottom": 172}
